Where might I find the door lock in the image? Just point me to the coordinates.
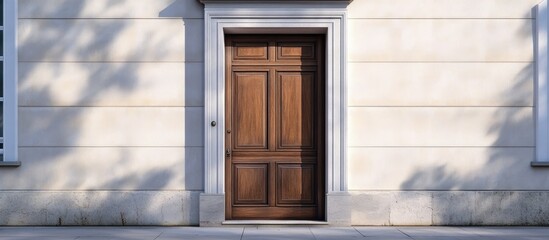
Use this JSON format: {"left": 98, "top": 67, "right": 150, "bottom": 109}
{"left": 225, "top": 149, "right": 231, "bottom": 157}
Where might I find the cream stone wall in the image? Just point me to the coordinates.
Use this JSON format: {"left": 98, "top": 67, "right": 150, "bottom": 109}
{"left": 347, "top": 0, "right": 540, "bottom": 191}
{"left": 4, "top": 0, "right": 547, "bottom": 226}
{"left": 347, "top": 0, "right": 549, "bottom": 225}
{"left": 2, "top": 0, "right": 205, "bottom": 225}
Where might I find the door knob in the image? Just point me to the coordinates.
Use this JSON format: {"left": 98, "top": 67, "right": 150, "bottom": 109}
{"left": 225, "top": 149, "right": 231, "bottom": 157}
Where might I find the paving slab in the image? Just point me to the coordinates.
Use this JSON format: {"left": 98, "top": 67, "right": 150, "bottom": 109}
{"left": 241, "top": 227, "right": 315, "bottom": 240}
{"left": 309, "top": 227, "right": 363, "bottom": 240}
{"left": 0, "top": 237, "right": 77, "bottom": 240}
{"left": 354, "top": 227, "right": 409, "bottom": 237}
{"left": 157, "top": 227, "right": 243, "bottom": 240}
{"left": 397, "top": 226, "right": 476, "bottom": 237}
{"left": 461, "top": 227, "right": 549, "bottom": 237}
{"left": 0, "top": 227, "right": 163, "bottom": 237}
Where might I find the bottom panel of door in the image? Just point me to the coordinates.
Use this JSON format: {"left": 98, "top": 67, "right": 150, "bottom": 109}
{"left": 232, "top": 206, "right": 319, "bottom": 220}
{"left": 228, "top": 162, "right": 322, "bottom": 220}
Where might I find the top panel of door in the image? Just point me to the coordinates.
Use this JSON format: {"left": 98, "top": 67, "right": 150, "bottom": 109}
{"left": 227, "top": 35, "right": 323, "bottom": 66}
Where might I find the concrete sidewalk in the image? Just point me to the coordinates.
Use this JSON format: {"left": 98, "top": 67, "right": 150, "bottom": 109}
{"left": 1, "top": 226, "right": 549, "bottom": 240}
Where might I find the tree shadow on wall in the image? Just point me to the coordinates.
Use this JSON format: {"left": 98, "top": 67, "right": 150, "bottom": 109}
{"left": 394, "top": 8, "right": 549, "bottom": 226}
{"left": 0, "top": 0, "right": 206, "bottom": 225}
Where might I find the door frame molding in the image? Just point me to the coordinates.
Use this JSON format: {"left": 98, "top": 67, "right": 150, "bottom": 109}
{"left": 200, "top": 1, "right": 351, "bottom": 226}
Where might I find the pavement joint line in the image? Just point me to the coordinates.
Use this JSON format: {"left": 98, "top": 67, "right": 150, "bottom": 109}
{"left": 352, "top": 226, "right": 367, "bottom": 238}
{"left": 240, "top": 226, "right": 246, "bottom": 240}
{"left": 152, "top": 231, "right": 162, "bottom": 240}
{"left": 308, "top": 226, "right": 318, "bottom": 240}
{"left": 397, "top": 227, "right": 416, "bottom": 240}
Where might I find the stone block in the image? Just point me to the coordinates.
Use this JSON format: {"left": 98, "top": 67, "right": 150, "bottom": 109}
{"left": 19, "top": 19, "right": 204, "bottom": 62}
{"left": 432, "top": 191, "right": 475, "bottom": 225}
{"left": 352, "top": 191, "right": 549, "bottom": 226}
{"left": 348, "top": 107, "right": 534, "bottom": 147}
{"left": 348, "top": 19, "right": 533, "bottom": 62}
{"left": 19, "top": 0, "right": 204, "bottom": 19}
{"left": 19, "top": 62, "right": 204, "bottom": 107}
{"left": 199, "top": 194, "right": 225, "bottom": 227}
{"left": 327, "top": 193, "right": 352, "bottom": 226}
{"left": 351, "top": 192, "right": 391, "bottom": 225}
{"left": 473, "top": 191, "right": 528, "bottom": 225}
{"left": 0, "top": 191, "right": 200, "bottom": 225}
{"left": 0, "top": 147, "right": 204, "bottom": 190}
{"left": 348, "top": 0, "right": 539, "bottom": 19}
{"left": 19, "top": 107, "right": 204, "bottom": 147}
{"left": 348, "top": 147, "right": 540, "bottom": 190}
{"left": 348, "top": 62, "right": 533, "bottom": 107}
{"left": 390, "top": 192, "right": 432, "bottom": 225}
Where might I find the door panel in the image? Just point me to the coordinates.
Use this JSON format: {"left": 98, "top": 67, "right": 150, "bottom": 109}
{"left": 234, "top": 42, "right": 269, "bottom": 60}
{"left": 233, "top": 72, "right": 268, "bottom": 149}
{"left": 233, "top": 164, "right": 268, "bottom": 205}
{"left": 277, "top": 42, "right": 316, "bottom": 60}
{"left": 277, "top": 163, "right": 316, "bottom": 205}
{"left": 226, "top": 35, "right": 325, "bottom": 220}
{"left": 277, "top": 72, "right": 315, "bottom": 149}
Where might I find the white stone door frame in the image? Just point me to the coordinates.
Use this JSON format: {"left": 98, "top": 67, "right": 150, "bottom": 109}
{"left": 200, "top": 1, "right": 351, "bottom": 226}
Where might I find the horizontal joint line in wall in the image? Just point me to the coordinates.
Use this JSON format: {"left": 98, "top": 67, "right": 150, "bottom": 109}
{"left": 18, "top": 17, "right": 205, "bottom": 20}
{"left": 348, "top": 146, "right": 535, "bottom": 148}
{"left": 347, "top": 190, "right": 549, "bottom": 192}
{"left": 0, "top": 189, "right": 204, "bottom": 192}
{"left": 347, "top": 106, "right": 533, "bottom": 108}
{"left": 348, "top": 18, "right": 534, "bottom": 20}
{"left": 18, "top": 106, "right": 204, "bottom": 108}
{"left": 19, "top": 146, "right": 204, "bottom": 148}
{"left": 19, "top": 61, "right": 203, "bottom": 63}
{"left": 348, "top": 61, "right": 533, "bottom": 63}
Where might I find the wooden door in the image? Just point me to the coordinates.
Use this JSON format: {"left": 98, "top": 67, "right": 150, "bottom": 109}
{"left": 225, "top": 35, "right": 325, "bottom": 220}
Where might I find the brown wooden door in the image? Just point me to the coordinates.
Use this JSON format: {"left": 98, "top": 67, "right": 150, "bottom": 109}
{"left": 225, "top": 35, "right": 325, "bottom": 220}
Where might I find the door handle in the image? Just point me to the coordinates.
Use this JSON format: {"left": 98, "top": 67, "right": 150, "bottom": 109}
{"left": 225, "top": 149, "right": 231, "bottom": 158}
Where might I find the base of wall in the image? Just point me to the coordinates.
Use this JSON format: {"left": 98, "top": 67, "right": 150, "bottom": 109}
{"left": 3, "top": 190, "right": 547, "bottom": 226}
{"left": 327, "top": 192, "right": 352, "bottom": 226}
{"left": 199, "top": 194, "right": 224, "bottom": 226}
{"left": 0, "top": 191, "right": 200, "bottom": 225}
{"left": 352, "top": 191, "right": 549, "bottom": 225}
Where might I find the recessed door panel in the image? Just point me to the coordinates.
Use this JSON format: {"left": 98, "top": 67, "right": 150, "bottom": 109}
{"left": 234, "top": 42, "right": 269, "bottom": 60}
{"left": 277, "top": 42, "right": 316, "bottom": 60}
{"left": 277, "top": 72, "right": 315, "bottom": 149}
{"left": 233, "top": 163, "right": 268, "bottom": 205}
{"left": 233, "top": 72, "right": 268, "bottom": 149}
{"left": 277, "top": 163, "right": 315, "bottom": 205}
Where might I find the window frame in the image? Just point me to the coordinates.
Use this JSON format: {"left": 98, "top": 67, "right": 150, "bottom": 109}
{"left": 0, "top": 0, "right": 18, "bottom": 166}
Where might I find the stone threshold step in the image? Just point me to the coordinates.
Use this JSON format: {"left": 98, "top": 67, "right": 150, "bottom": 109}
{"left": 222, "top": 220, "right": 329, "bottom": 226}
